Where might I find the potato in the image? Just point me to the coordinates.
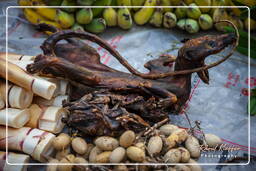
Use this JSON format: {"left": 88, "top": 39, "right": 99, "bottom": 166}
{"left": 95, "top": 151, "right": 112, "bottom": 163}
{"left": 159, "top": 124, "right": 179, "bottom": 136}
{"left": 74, "top": 157, "right": 88, "bottom": 164}
{"left": 147, "top": 136, "right": 163, "bottom": 155}
{"left": 205, "top": 133, "right": 222, "bottom": 148}
{"left": 65, "top": 154, "right": 76, "bottom": 163}
{"left": 119, "top": 130, "right": 135, "bottom": 148}
{"left": 164, "top": 148, "right": 181, "bottom": 163}
{"left": 126, "top": 146, "right": 145, "bottom": 162}
{"left": 167, "top": 167, "right": 176, "bottom": 171}
{"left": 58, "top": 158, "right": 73, "bottom": 171}
{"left": 174, "top": 165, "right": 191, "bottom": 171}
{"left": 89, "top": 146, "right": 102, "bottom": 162}
{"left": 95, "top": 136, "right": 119, "bottom": 151}
{"left": 71, "top": 137, "right": 87, "bottom": 154}
{"left": 46, "top": 159, "right": 59, "bottom": 171}
{"left": 73, "top": 157, "right": 88, "bottom": 171}
{"left": 185, "top": 136, "right": 200, "bottom": 158}
{"left": 55, "top": 147, "right": 71, "bottom": 160}
{"left": 135, "top": 142, "right": 146, "bottom": 151}
{"left": 178, "top": 147, "right": 190, "bottom": 163}
{"left": 166, "top": 133, "right": 179, "bottom": 148}
{"left": 172, "top": 129, "right": 188, "bottom": 143}
{"left": 109, "top": 147, "right": 126, "bottom": 163}
{"left": 77, "top": 143, "right": 94, "bottom": 160}
{"left": 53, "top": 133, "right": 71, "bottom": 150}
{"left": 114, "top": 165, "right": 129, "bottom": 171}
{"left": 188, "top": 159, "right": 202, "bottom": 171}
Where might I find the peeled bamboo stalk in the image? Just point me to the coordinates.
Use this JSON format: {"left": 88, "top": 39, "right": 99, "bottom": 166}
{"left": 0, "top": 52, "right": 35, "bottom": 61}
{"left": 26, "top": 104, "right": 68, "bottom": 133}
{"left": 0, "top": 151, "right": 30, "bottom": 171}
{"left": 0, "top": 80, "right": 33, "bottom": 109}
{"left": 8, "top": 60, "right": 34, "bottom": 70}
{"left": 0, "top": 98, "right": 4, "bottom": 109}
{"left": 33, "top": 95, "right": 68, "bottom": 107}
{"left": 40, "top": 77, "right": 69, "bottom": 97}
{"left": 0, "top": 58, "right": 56, "bottom": 100}
{"left": 0, "top": 126, "right": 55, "bottom": 162}
{"left": 0, "top": 108, "right": 30, "bottom": 128}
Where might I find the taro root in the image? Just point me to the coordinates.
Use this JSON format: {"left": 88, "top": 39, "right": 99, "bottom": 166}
{"left": 27, "top": 22, "right": 238, "bottom": 136}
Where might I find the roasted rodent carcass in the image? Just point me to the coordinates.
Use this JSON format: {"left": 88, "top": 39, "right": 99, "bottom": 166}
{"left": 27, "top": 21, "right": 238, "bottom": 136}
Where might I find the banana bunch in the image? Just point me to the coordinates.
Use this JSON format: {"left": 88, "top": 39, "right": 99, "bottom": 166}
{"left": 18, "top": 0, "right": 255, "bottom": 35}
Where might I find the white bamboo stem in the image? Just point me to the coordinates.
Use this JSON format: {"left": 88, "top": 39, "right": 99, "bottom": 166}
{"left": 0, "top": 58, "right": 56, "bottom": 100}
{"left": 0, "top": 80, "right": 33, "bottom": 109}
{"left": 0, "top": 151, "right": 30, "bottom": 171}
{"left": 0, "top": 98, "right": 4, "bottom": 110}
{"left": 0, "top": 108, "right": 30, "bottom": 128}
{"left": 0, "top": 126, "right": 55, "bottom": 162}
{"left": 33, "top": 95, "right": 68, "bottom": 107}
{"left": 40, "top": 77, "right": 69, "bottom": 97}
{"left": 8, "top": 60, "right": 34, "bottom": 70}
{"left": 0, "top": 52, "right": 35, "bottom": 61}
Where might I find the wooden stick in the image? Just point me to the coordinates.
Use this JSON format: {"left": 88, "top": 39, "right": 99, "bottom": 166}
{"left": 0, "top": 126, "right": 55, "bottom": 162}
{"left": 0, "top": 58, "right": 56, "bottom": 100}
{"left": 0, "top": 80, "right": 33, "bottom": 109}
{"left": 0, "top": 151, "right": 30, "bottom": 171}
{"left": 0, "top": 108, "right": 30, "bottom": 128}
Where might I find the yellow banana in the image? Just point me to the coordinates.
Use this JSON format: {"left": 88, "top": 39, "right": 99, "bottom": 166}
{"left": 117, "top": 0, "right": 132, "bottom": 6}
{"left": 35, "top": 8, "right": 57, "bottom": 21}
{"left": 161, "top": 0, "right": 173, "bottom": 13}
{"left": 103, "top": 8, "right": 118, "bottom": 27}
{"left": 23, "top": 8, "right": 46, "bottom": 24}
{"left": 18, "top": 0, "right": 31, "bottom": 6}
{"left": 55, "top": 10, "right": 75, "bottom": 29}
{"left": 195, "top": 0, "right": 211, "bottom": 13}
{"left": 149, "top": 8, "right": 163, "bottom": 27}
{"left": 235, "top": 0, "right": 256, "bottom": 7}
{"left": 117, "top": 8, "right": 133, "bottom": 29}
{"left": 131, "top": 0, "right": 145, "bottom": 11}
{"left": 134, "top": 0, "right": 157, "bottom": 25}
{"left": 229, "top": 0, "right": 241, "bottom": 16}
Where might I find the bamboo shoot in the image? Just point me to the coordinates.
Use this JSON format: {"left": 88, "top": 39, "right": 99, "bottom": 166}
{"left": 0, "top": 58, "right": 56, "bottom": 100}
{"left": 0, "top": 98, "right": 4, "bottom": 109}
{"left": 0, "top": 52, "right": 35, "bottom": 61}
{"left": 8, "top": 60, "right": 34, "bottom": 70}
{"left": 0, "top": 151, "right": 30, "bottom": 171}
{"left": 0, "top": 108, "right": 30, "bottom": 128}
{"left": 33, "top": 95, "right": 68, "bottom": 107}
{"left": 0, "top": 80, "right": 33, "bottom": 109}
{"left": 0, "top": 126, "right": 55, "bottom": 162}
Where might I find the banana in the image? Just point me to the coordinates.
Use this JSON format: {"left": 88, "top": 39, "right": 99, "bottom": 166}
{"left": 244, "top": 18, "right": 256, "bottom": 31}
{"left": 184, "top": 0, "right": 194, "bottom": 5}
{"left": 228, "top": 0, "right": 241, "bottom": 16}
{"left": 177, "top": 19, "right": 186, "bottom": 30}
{"left": 198, "top": 14, "right": 213, "bottom": 30}
{"left": 228, "top": 14, "right": 244, "bottom": 30}
{"left": 23, "top": 8, "right": 46, "bottom": 24}
{"left": 163, "top": 12, "right": 177, "bottom": 28}
{"left": 131, "top": 0, "right": 145, "bottom": 11}
{"left": 18, "top": 0, "right": 31, "bottom": 6}
{"left": 117, "top": 0, "right": 132, "bottom": 6}
{"left": 185, "top": 18, "right": 199, "bottom": 33}
{"left": 171, "top": 0, "right": 182, "bottom": 5}
{"left": 77, "top": 0, "right": 96, "bottom": 6}
{"left": 44, "top": 0, "right": 62, "bottom": 6}
{"left": 149, "top": 8, "right": 163, "bottom": 27}
{"left": 72, "top": 23, "right": 85, "bottom": 32}
{"left": 212, "top": 0, "right": 227, "bottom": 6}
{"left": 235, "top": 0, "right": 256, "bottom": 6}
{"left": 134, "top": 0, "right": 157, "bottom": 25}
{"left": 117, "top": 8, "right": 133, "bottom": 29}
{"left": 76, "top": 8, "right": 93, "bottom": 25}
{"left": 175, "top": 2, "right": 187, "bottom": 19}
{"left": 38, "top": 20, "right": 62, "bottom": 35}
{"left": 103, "top": 8, "right": 118, "bottom": 27}
{"left": 35, "top": 8, "right": 57, "bottom": 21}
{"left": 161, "top": 0, "right": 173, "bottom": 13}
{"left": 92, "top": 0, "right": 112, "bottom": 17}
{"left": 186, "top": 3, "right": 201, "bottom": 20}
{"left": 195, "top": 0, "right": 211, "bottom": 13}
{"left": 85, "top": 18, "right": 106, "bottom": 33}
{"left": 61, "top": 0, "right": 77, "bottom": 13}
{"left": 55, "top": 10, "right": 75, "bottom": 29}
{"left": 212, "top": 8, "right": 229, "bottom": 31}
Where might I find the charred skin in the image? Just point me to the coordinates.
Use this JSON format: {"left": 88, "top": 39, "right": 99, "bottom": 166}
{"left": 27, "top": 27, "right": 236, "bottom": 136}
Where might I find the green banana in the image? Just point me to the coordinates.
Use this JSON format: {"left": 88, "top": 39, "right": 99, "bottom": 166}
{"left": 103, "top": 8, "right": 118, "bottom": 27}
{"left": 55, "top": 10, "right": 75, "bottom": 29}
{"left": 76, "top": 8, "right": 93, "bottom": 25}
{"left": 163, "top": 12, "right": 177, "bottom": 28}
{"left": 117, "top": 8, "right": 133, "bottom": 29}
{"left": 92, "top": 0, "right": 112, "bottom": 17}
{"left": 72, "top": 23, "right": 85, "bottom": 32}
{"left": 85, "top": 18, "right": 106, "bottom": 33}
{"left": 170, "top": 0, "right": 181, "bottom": 5}
{"left": 175, "top": 3, "right": 187, "bottom": 19}
{"left": 149, "top": 8, "right": 163, "bottom": 27}
{"left": 186, "top": 3, "right": 201, "bottom": 19}
{"left": 161, "top": 0, "right": 173, "bottom": 13}
{"left": 77, "top": 0, "right": 96, "bottom": 6}
{"left": 131, "top": 0, "right": 145, "bottom": 11}
{"left": 61, "top": 0, "right": 77, "bottom": 13}
{"left": 198, "top": 14, "right": 213, "bottom": 30}
{"left": 185, "top": 18, "right": 199, "bottom": 33}
{"left": 212, "top": 8, "right": 229, "bottom": 31}
{"left": 117, "top": 0, "right": 132, "bottom": 6}
{"left": 184, "top": 0, "right": 194, "bottom": 5}
{"left": 177, "top": 19, "right": 186, "bottom": 30}
{"left": 134, "top": 0, "right": 157, "bottom": 25}
{"left": 228, "top": 14, "right": 244, "bottom": 30}
{"left": 44, "top": 0, "right": 62, "bottom": 6}
{"left": 195, "top": 0, "right": 211, "bottom": 13}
